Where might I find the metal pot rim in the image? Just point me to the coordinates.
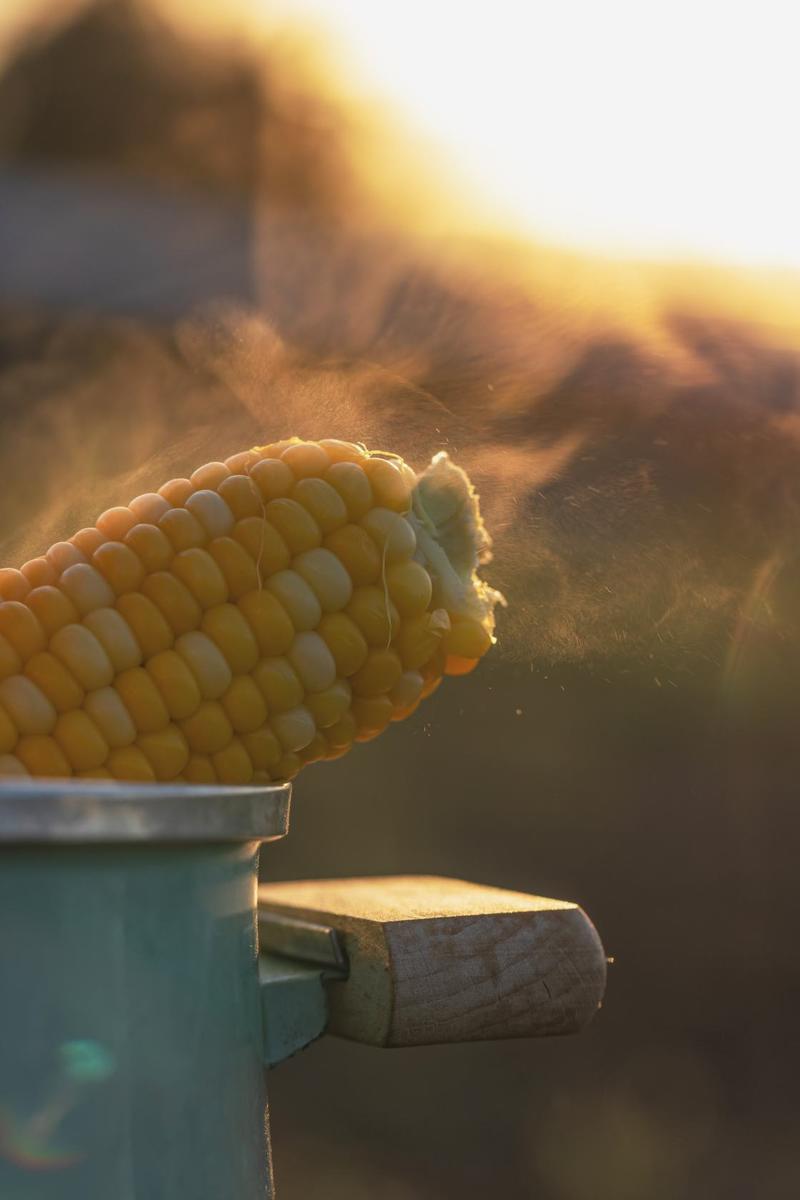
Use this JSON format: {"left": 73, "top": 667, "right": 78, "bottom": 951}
{"left": 0, "top": 779, "right": 291, "bottom": 843}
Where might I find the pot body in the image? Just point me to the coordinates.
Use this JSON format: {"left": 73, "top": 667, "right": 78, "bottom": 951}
{"left": 0, "top": 781, "right": 290, "bottom": 1200}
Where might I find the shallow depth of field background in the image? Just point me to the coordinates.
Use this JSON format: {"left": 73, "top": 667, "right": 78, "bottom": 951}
{"left": 1, "top": 3, "right": 799, "bottom": 1197}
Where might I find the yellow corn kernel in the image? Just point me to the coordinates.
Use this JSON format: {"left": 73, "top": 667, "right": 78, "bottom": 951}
{"left": 345, "top": 587, "right": 400, "bottom": 648}
{"left": 265, "top": 498, "right": 321, "bottom": 555}
{"left": 249, "top": 457, "right": 294, "bottom": 501}
{"left": 0, "top": 568, "right": 31, "bottom": 600}
{"left": 253, "top": 657, "right": 303, "bottom": 713}
{"left": 318, "top": 439, "right": 367, "bottom": 464}
{"left": 138, "top": 725, "right": 190, "bottom": 780}
{"left": 242, "top": 727, "right": 282, "bottom": 770}
{"left": 83, "top": 608, "right": 142, "bottom": 671}
{"left": 184, "top": 754, "right": 217, "bottom": 783}
{"left": 292, "top": 477, "right": 348, "bottom": 534}
{"left": 58, "top": 563, "right": 115, "bottom": 616}
{"left": 116, "top": 593, "right": 173, "bottom": 658}
{"left": 92, "top": 541, "right": 145, "bottom": 595}
{"left": 124, "top": 523, "right": 174, "bottom": 572}
{"left": 24, "top": 652, "right": 84, "bottom": 713}
{"left": 389, "top": 670, "right": 425, "bottom": 712}
{"left": 77, "top": 768, "right": 112, "bottom": 779}
{"left": 159, "top": 507, "right": 206, "bottom": 552}
{"left": 352, "top": 695, "right": 393, "bottom": 735}
{"left": 158, "top": 478, "right": 193, "bottom": 505}
{"left": 399, "top": 608, "right": 451, "bottom": 670}
{"left": 115, "top": 668, "right": 170, "bottom": 733}
{"left": 96, "top": 507, "right": 136, "bottom": 540}
{"left": 360, "top": 508, "right": 416, "bottom": 564}
{"left": 107, "top": 745, "right": 156, "bottom": 782}
{"left": 351, "top": 648, "right": 403, "bottom": 698}
{"left": 21, "top": 557, "right": 57, "bottom": 588}
{"left": 70, "top": 528, "right": 106, "bottom": 557}
{"left": 201, "top": 604, "right": 259, "bottom": 674}
{"left": 218, "top": 474, "right": 262, "bottom": 520}
{"left": 271, "top": 705, "right": 316, "bottom": 752}
{"left": 266, "top": 570, "right": 321, "bottom": 632}
{"left": 207, "top": 537, "right": 259, "bottom": 599}
{"left": 129, "top": 492, "right": 171, "bottom": 524}
{"left": 212, "top": 737, "right": 252, "bottom": 784}
{"left": 25, "top": 587, "right": 77, "bottom": 639}
{"left": 288, "top": 631, "right": 336, "bottom": 693}
{"left": 274, "top": 752, "right": 301, "bottom": 781}
{"left": 298, "top": 732, "right": 329, "bottom": 765}
{"left": 53, "top": 710, "right": 108, "bottom": 771}
{"left": 0, "top": 635, "right": 20, "bottom": 681}
{"left": 221, "top": 676, "right": 268, "bottom": 734}
{"left": 324, "top": 710, "right": 357, "bottom": 749}
{"left": 237, "top": 590, "right": 294, "bottom": 656}
{"left": 444, "top": 655, "right": 480, "bottom": 676}
{"left": 15, "top": 735, "right": 70, "bottom": 777}
{"left": 306, "top": 679, "right": 352, "bottom": 728}
{"left": 190, "top": 461, "right": 229, "bottom": 490}
{"left": 385, "top": 561, "right": 433, "bottom": 617}
{"left": 317, "top": 612, "right": 368, "bottom": 676}
{"left": 185, "top": 490, "right": 234, "bottom": 539}
{"left": 84, "top": 687, "right": 136, "bottom": 747}
{"left": 363, "top": 457, "right": 412, "bottom": 513}
{"left": 444, "top": 616, "right": 493, "bottom": 659}
{"left": 49, "top": 624, "right": 114, "bottom": 690}
{"left": 180, "top": 701, "right": 234, "bottom": 754}
{"left": 226, "top": 449, "right": 260, "bottom": 473}
{"left": 171, "top": 548, "right": 228, "bottom": 609}
{"left": 324, "top": 462, "right": 373, "bottom": 519}
{"left": 146, "top": 650, "right": 202, "bottom": 720}
{"left": 0, "top": 753, "right": 27, "bottom": 776}
{"left": 323, "top": 524, "right": 381, "bottom": 586}
{"left": 293, "top": 548, "right": 352, "bottom": 613}
{"left": 0, "top": 704, "right": 16, "bottom": 754}
{"left": 46, "top": 541, "right": 87, "bottom": 574}
{"left": 175, "top": 632, "right": 232, "bottom": 700}
{"left": 233, "top": 517, "right": 290, "bottom": 575}
{"left": 0, "top": 602, "right": 45, "bottom": 661}
{"left": 0, "top": 675, "right": 56, "bottom": 735}
{"left": 281, "top": 441, "right": 330, "bottom": 479}
{"left": 142, "top": 572, "right": 202, "bottom": 636}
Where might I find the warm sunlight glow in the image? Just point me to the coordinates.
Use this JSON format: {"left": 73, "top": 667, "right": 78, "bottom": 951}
{"left": 266, "top": 0, "right": 800, "bottom": 268}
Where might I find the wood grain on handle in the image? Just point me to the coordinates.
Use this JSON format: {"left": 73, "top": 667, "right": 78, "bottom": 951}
{"left": 258, "top": 876, "right": 607, "bottom": 1047}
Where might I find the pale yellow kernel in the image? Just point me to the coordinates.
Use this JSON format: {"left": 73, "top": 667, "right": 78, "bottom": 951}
{"left": 184, "top": 754, "right": 217, "bottom": 783}
{"left": 124, "top": 523, "right": 174, "bottom": 572}
{"left": 158, "top": 478, "right": 193, "bottom": 505}
{"left": 232, "top": 517, "right": 290, "bottom": 575}
{"left": 107, "top": 745, "right": 156, "bottom": 782}
{"left": 159, "top": 507, "right": 206, "bottom": 552}
{"left": 26, "top": 586, "right": 79, "bottom": 638}
{"left": 138, "top": 725, "right": 190, "bottom": 780}
{"left": 224, "top": 449, "right": 259, "bottom": 474}
{"left": 174, "top": 631, "right": 232, "bottom": 700}
{"left": 352, "top": 695, "right": 393, "bottom": 736}
{"left": 306, "top": 679, "right": 352, "bottom": 728}
{"left": 49, "top": 624, "right": 114, "bottom": 690}
{"left": 323, "top": 524, "right": 381, "bottom": 586}
{"left": 281, "top": 441, "right": 330, "bottom": 479}
{"left": 212, "top": 737, "right": 253, "bottom": 785}
{"left": 265, "top": 498, "right": 321, "bottom": 555}
{"left": 317, "top": 612, "right": 369, "bottom": 677}
{"left": 24, "top": 652, "right": 84, "bottom": 713}
{"left": 0, "top": 634, "right": 20, "bottom": 681}
{"left": 16, "top": 735, "right": 71, "bottom": 777}
{"left": 59, "top": 563, "right": 116, "bottom": 616}
{"left": 0, "top": 754, "right": 29, "bottom": 776}
{"left": 292, "top": 477, "right": 348, "bottom": 535}
{"left": 253, "top": 658, "right": 303, "bottom": 713}
{"left": 142, "top": 572, "right": 202, "bottom": 636}
{"left": 96, "top": 507, "right": 136, "bottom": 540}
{"left": 363, "top": 457, "right": 412, "bottom": 512}
{"left": 53, "top": 710, "right": 108, "bottom": 771}
{"left": 207, "top": 537, "right": 258, "bottom": 599}
{"left": 0, "top": 602, "right": 45, "bottom": 660}
{"left": 180, "top": 701, "right": 234, "bottom": 754}
{"left": 21, "top": 557, "right": 57, "bottom": 589}
{"left": 0, "top": 568, "right": 31, "bottom": 600}
{"left": 190, "top": 462, "right": 230, "bottom": 490}
{"left": 84, "top": 688, "right": 137, "bottom": 748}
{"left": 293, "top": 548, "right": 353, "bottom": 613}
{"left": 298, "top": 732, "right": 329, "bottom": 765}
{"left": 288, "top": 631, "right": 336, "bottom": 693}
{"left": 345, "top": 587, "right": 400, "bottom": 648}
{"left": 116, "top": 593, "right": 173, "bottom": 658}
{"left": 273, "top": 752, "right": 301, "bottom": 781}
{"left": 201, "top": 604, "right": 259, "bottom": 674}
{"left": 221, "top": 676, "right": 268, "bottom": 734}
{"left": 83, "top": 608, "right": 142, "bottom": 672}
{"left": 92, "top": 542, "right": 145, "bottom": 594}
{"left": 324, "top": 461, "right": 373, "bottom": 519}
{"left": 218, "top": 474, "right": 262, "bottom": 520}
{"left": 325, "top": 710, "right": 357, "bottom": 749}
{"left": 271, "top": 705, "right": 316, "bottom": 752}
{"left": 318, "top": 439, "right": 367, "bottom": 463}
{"left": 266, "top": 570, "right": 322, "bottom": 632}
{"left": 389, "top": 670, "right": 425, "bottom": 712}
{"left": 70, "top": 528, "right": 106, "bottom": 557}
{"left": 385, "top": 560, "right": 433, "bottom": 617}
{"left": 249, "top": 457, "right": 295, "bottom": 501}
{"left": 360, "top": 508, "right": 416, "bottom": 563}
{"left": 129, "top": 492, "right": 171, "bottom": 524}
{"left": 115, "top": 668, "right": 170, "bottom": 733}
{"left": 146, "top": 650, "right": 202, "bottom": 720}
{"left": 444, "top": 616, "right": 493, "bottom": 660}
{"left": 351, "top": 648, "right": 403, "bottom": 698}
{"left": 242, "top": 727, "right": 282, "bottom": 770}
{"left": 0, "top": 703, "right": 16, "bottom": 753}
{"left": 172, "top": 548, "right": 229, "bottom": 609}
{"left": 46, "top": 541, "right": 87, "bottom": 574}
{"left": 185, "top": 489, "right": 234, "bottom": 539}
{"left": 237, "top": 590, "right": 294, "bottom": 656}
{"left": 400, "top": 610, "right": 451, "bottom": 671}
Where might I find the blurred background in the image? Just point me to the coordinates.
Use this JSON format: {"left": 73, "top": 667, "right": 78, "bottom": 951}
{"left": 0, "top": 2, "right": 798, "bottom": 1196}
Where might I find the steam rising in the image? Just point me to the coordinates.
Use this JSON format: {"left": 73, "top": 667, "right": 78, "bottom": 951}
{"left": 1, "top": 0, "right": 798, "bottom": 682}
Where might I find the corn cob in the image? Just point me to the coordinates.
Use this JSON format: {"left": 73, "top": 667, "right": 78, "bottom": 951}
{"left": 0, "top": 441, "right": 500, "bottom": 784}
